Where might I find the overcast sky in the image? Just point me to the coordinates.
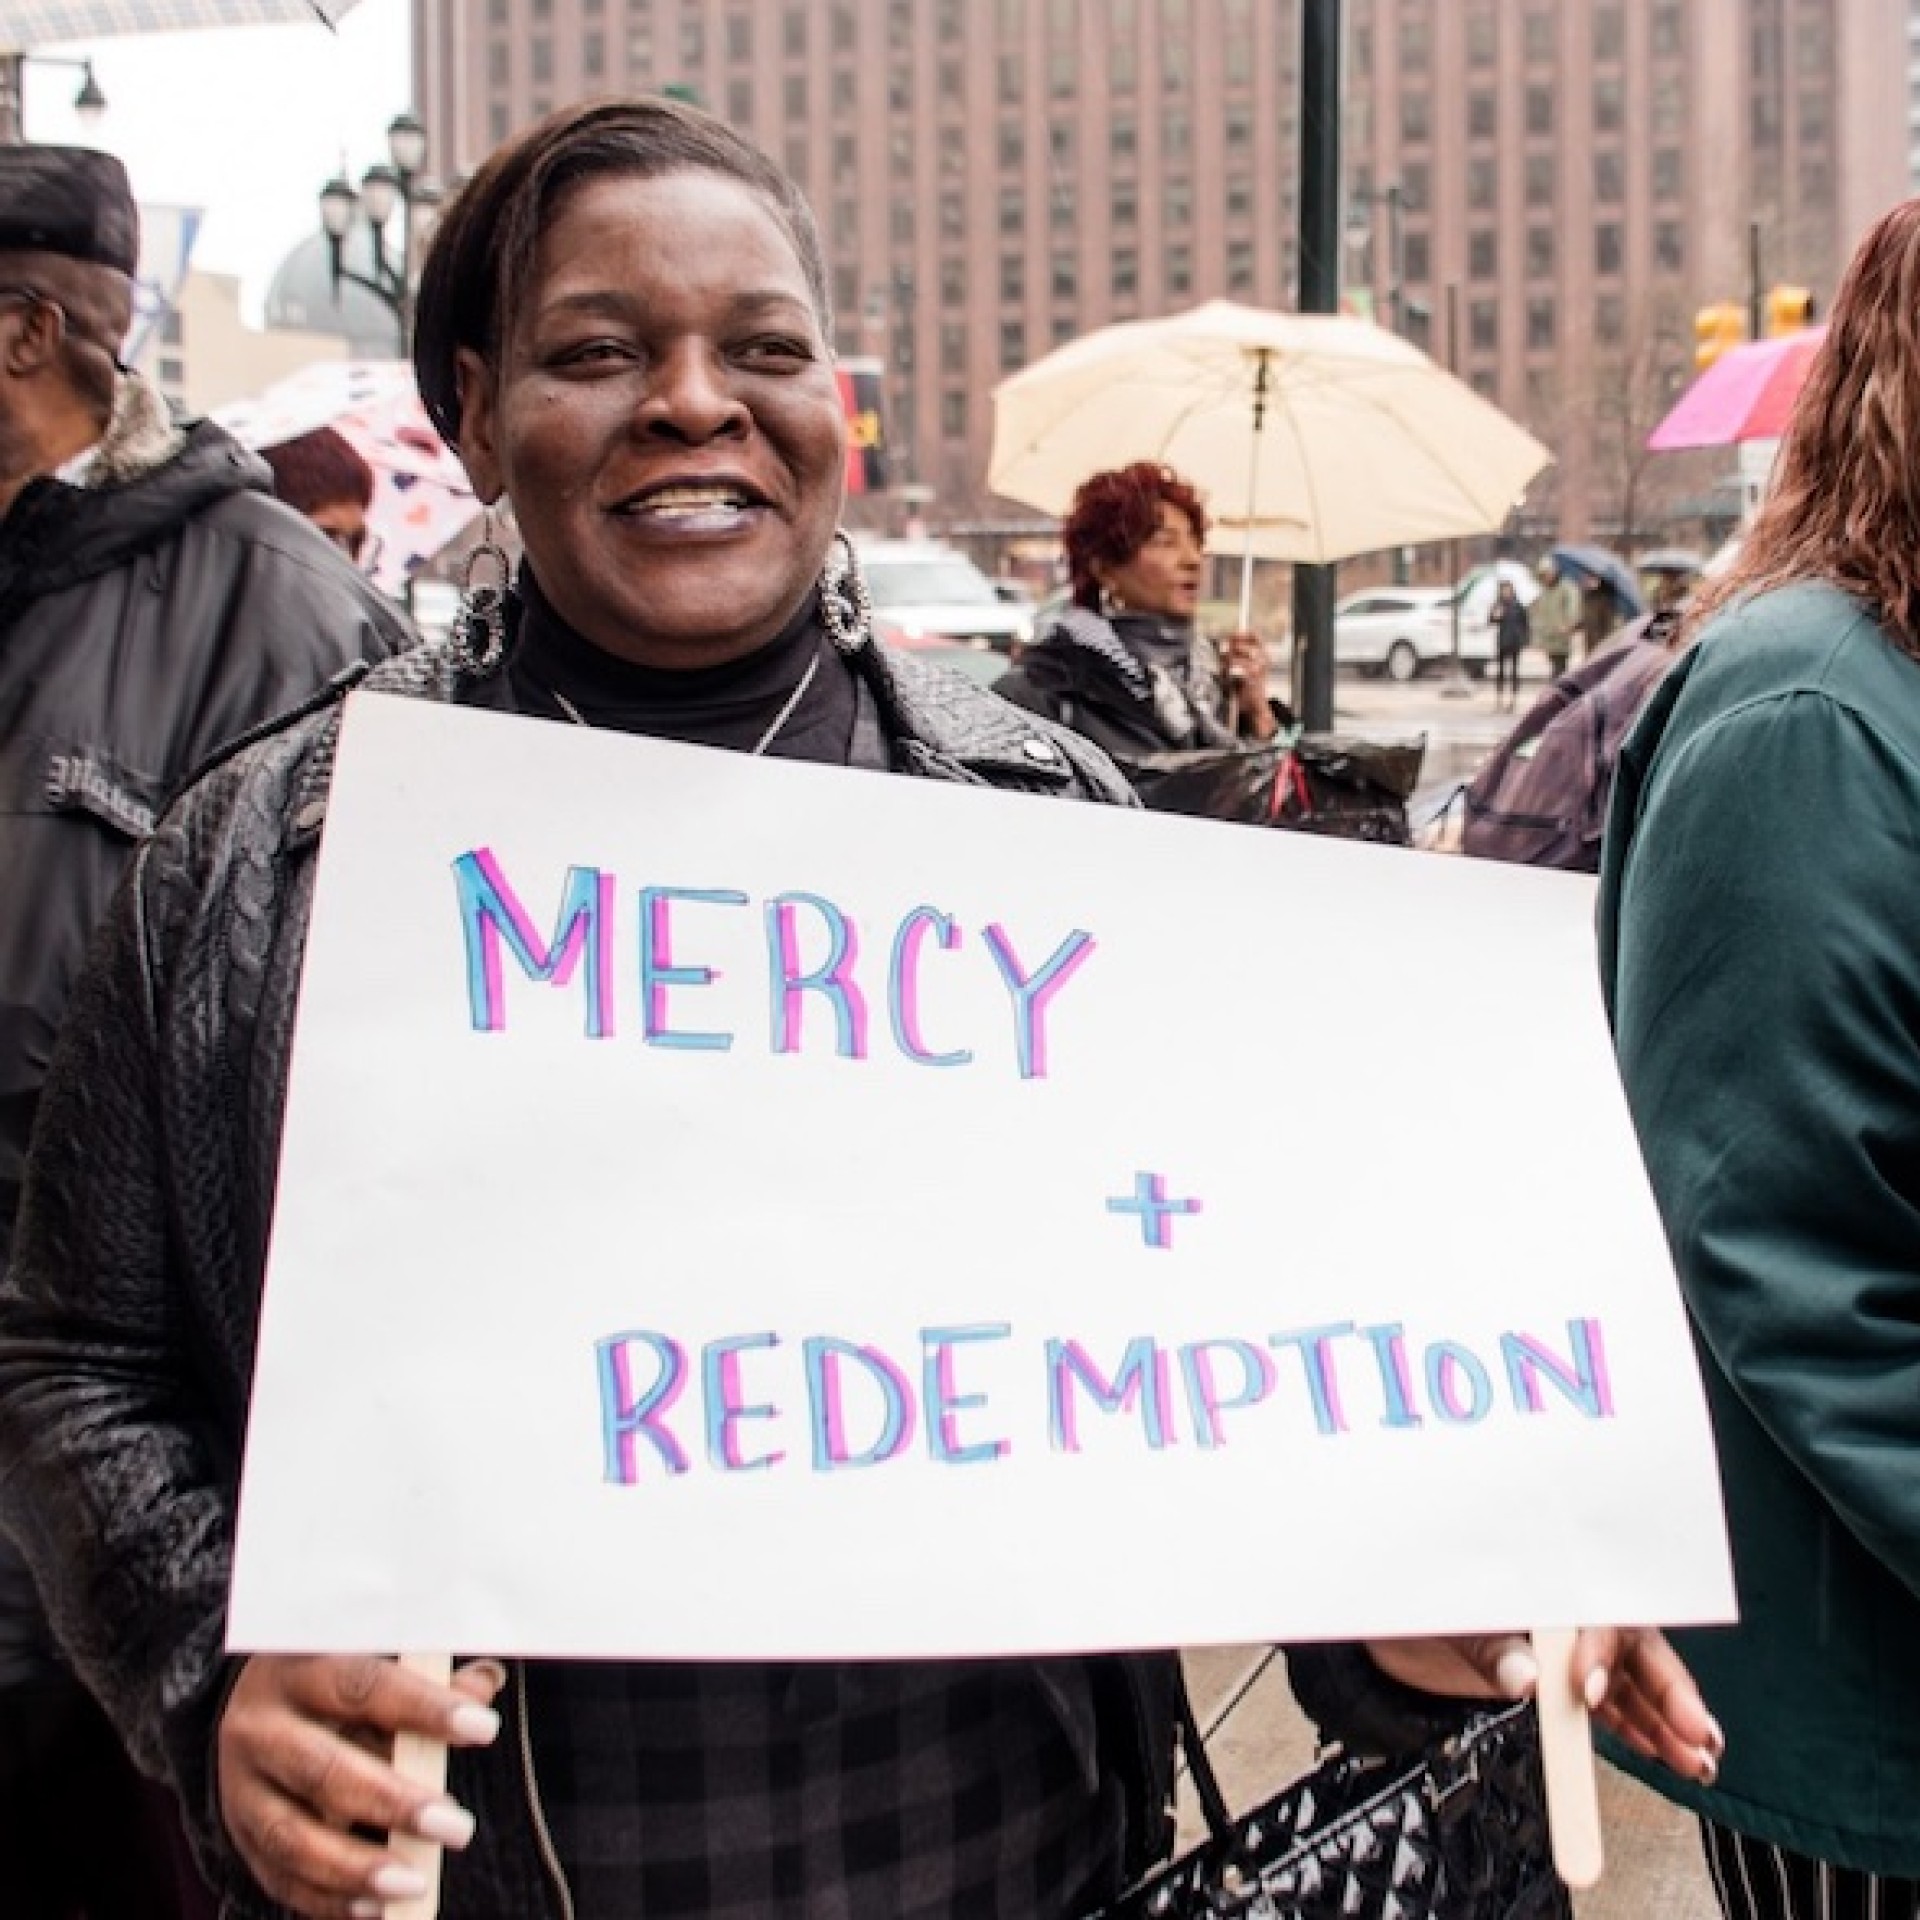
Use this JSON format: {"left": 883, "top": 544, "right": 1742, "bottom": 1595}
{"left": 20, "top": 0, "right": 410, "bottom": 311}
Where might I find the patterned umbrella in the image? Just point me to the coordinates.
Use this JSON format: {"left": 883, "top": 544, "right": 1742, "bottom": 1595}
{"left": 0, "top": 1, "right": 357, "bottom": 47}
{"left": 214, "top": 360, "right": 478, "bottom": 599}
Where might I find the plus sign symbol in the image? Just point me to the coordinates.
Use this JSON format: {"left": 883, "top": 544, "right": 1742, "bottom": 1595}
{"left": 1105, "top": 1171, "right": 1204, "bottom": 1250}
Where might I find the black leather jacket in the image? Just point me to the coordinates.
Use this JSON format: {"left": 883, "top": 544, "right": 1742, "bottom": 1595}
{"left": 0, "top": 629, "right": 1460, "bottom": 1913}
{"left": 0, "top": 630, "right": 1182, "bottom": 1916}
{"left": 0, "top": 407, "right": 411, "bottom": 1690}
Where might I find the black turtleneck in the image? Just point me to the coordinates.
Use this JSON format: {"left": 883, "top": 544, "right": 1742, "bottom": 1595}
{"left": 504, "top": 566, "right": 863, "bottom": 765}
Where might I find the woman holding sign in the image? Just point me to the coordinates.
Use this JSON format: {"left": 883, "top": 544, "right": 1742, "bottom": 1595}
{"left": 1604, "top": 199, "right": 1920, "bottom": 1919}
{"left": 0, "top": 98, "right": 1720, "bottom": 1920}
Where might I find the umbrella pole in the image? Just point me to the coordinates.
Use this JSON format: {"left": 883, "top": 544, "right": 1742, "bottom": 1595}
{"left": 1236, "top": 350, "right": 1274, "bottom": 634}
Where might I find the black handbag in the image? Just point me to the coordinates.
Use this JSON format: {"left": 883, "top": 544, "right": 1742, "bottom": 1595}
{"left": 1091, "top": 1694, "right": 1569, "bottom": 1920}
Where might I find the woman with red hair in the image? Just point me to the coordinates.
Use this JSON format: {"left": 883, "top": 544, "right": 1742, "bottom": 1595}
{"left": 995, "top": 462, "right": 1277, "bottom": 768}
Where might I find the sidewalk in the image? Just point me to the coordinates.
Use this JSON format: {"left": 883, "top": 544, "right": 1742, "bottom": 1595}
{"left": 1180, "top": 1645, "right": 1719, "bottom": 1918}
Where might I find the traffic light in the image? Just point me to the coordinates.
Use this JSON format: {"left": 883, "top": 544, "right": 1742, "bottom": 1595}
{"left": 1693, "top": 303, "right": 1749, "bottom": 371}
{"left": 1765, "top": 284, "right": 1817, "bottom": 337}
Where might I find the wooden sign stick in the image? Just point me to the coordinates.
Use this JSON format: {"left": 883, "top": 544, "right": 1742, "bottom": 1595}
{"left": 1532, "top": 1626, "right": 1604, "bottom": 1889}
{"left": 387, "top": 1650, "right": 455, "bottom": 1920}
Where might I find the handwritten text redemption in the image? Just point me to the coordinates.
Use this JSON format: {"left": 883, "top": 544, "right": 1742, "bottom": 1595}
{"left": 454, "top": 851, "right": 1096, "bottom": 1079}
{"left": 595, "top": 1319, "right": 1617, "bottom": 1484}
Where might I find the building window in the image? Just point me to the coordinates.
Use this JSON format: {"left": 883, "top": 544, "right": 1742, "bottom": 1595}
{"left": 1401, "top": 92, "right": 1431, "bottom": 143}
{"left": 1470, "top": 300, "right": 1497, "bottom": 351}
{"left": 1113, "top": 249, "right": 1138, "bottom": 300}
{"left": 1594, "top": 76, "right": 1624, "bottom": 135}
{"left": 726, "top": 78, "right": 751, "bottom": 122}
{"left": 1655, "top": 221, "right": 1685, "bottom": 271}
{"left": 1051, "top": 255, "right": 1077, "bottom": 301}
{"left": 784, "top": 74, "right": 807, "bottom": 118}
{"left": 1469, "top": 229, "right": 1498, "bottom": 279}
{"left": 1167, "top": 243, "right": 1192, "bottom": 296}
{"left": 1527, "top": 298, "right": 1556, "bottom": 350}
{"left": 1526, "top": 85, "right": 1553, "bottom": 136}
{"left": 726, "top": 12, "right": 751, "bottom": 61}
{"left": 1526, "top": 228, "right": 1554, "bottom": 277}
{"left": 1468, "top": 91, "right": 1495, "bottom": 140}
{"left": 583, "top": 30, "right": 605, "bottom": 76}
{"left": 1653, "top": 148, "right": 1683, "bottom": 201}
{"left": 942, "top": 391, "right": 967, "bottom": 438}
{"left": 1001, "top": 254, "right": 1024, "bottom": 301}
{"left": 999, "top": 189, "right": 1024, "bottom": 236}
{"left": 1525, "top": 154, "right": 1554, "bottom": 208}
{"left": 1000, "top": 320, "right": 1026, "bottom": 369}
{"left": 1596, "top": 224, "right": 1623, "bottom": 276}
{"left": 940, "top": 324, "right": 966, "bottom": 375}
{"left": 1598, "top": 294, "right": 1625, "bottom": 346}
{"left": 999, "top": 122, "right": 1023, "bottom": 169}
{"left": 1467, "top": 156, "right": 1496, "bottom": 211}
{"left": 1595, "top": 152, "right": 1625, "bottom": 204}
{"left": 1227, "top": 239, "right": 1254, "bottom": 293}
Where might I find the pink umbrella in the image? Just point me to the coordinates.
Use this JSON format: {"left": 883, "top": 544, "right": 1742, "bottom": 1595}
{"left": 214, "top": 361, "right": 479, "bottom": 598}
{"left": 1647, "top": 327, "right": 1827, "bottom": 452}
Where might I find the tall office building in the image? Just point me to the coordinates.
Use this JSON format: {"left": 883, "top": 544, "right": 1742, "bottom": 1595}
{"left": 417, "top": 0, "right": 1908, "bottom": 540}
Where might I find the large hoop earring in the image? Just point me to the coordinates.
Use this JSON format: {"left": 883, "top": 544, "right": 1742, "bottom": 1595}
{"left": 450, "top": 511, "right": 511, "bottom": 676}
{"left": 818, "top": 529, "right": 873, "bottom": 651}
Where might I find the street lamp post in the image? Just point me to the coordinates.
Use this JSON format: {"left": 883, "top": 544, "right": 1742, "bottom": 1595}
{"left": 317, "top": 110, "right": 432, "bottom": 352}
{"left": 0, "top": 51, "right": 108, "bottom": 145}
{"left": 1344, "top": 181, "right": 1404, "bottom": 333}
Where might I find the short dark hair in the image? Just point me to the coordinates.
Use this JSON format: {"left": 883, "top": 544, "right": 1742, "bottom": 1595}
{"left": 413, "top": 96, "right": 833, "bottom": 449}
{"left": 1062, "top": 463, "right": 1210, "bottom": 611}
{"left": 259, "top": 426, "right": 375, "bottom": 513}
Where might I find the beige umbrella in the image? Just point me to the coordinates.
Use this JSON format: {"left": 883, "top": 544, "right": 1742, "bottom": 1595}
{"left": 989, "top": 300, "right": 1552, "bottom": 624}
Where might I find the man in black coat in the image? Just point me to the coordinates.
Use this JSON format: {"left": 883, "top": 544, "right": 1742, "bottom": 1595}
{"left": 0, "top": 143, "right": 412, "bottom": 1918}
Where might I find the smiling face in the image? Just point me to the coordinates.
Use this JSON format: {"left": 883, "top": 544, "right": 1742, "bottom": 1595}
{"left": 456, "top": 168, "right": 847, "bottom": 669}
{"left": 1094, "top": 499, "right": 1204, "bottom": 620}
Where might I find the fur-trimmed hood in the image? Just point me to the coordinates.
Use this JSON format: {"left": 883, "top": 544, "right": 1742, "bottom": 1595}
{"left": 0, "top": 372, "right": 275, "bottom": 607}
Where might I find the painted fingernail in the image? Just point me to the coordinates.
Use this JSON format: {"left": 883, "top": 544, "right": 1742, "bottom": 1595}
{"left": 370, "top": 1865, "right": 429, "bottom": 1902}
{"left": 349, "top": 1902, "right": 383, "bottom": 1920}
{"left": 413, "top": 1798, "right": 477, "bottom": 1849}
{"left": 1706, "top": 1716, "right": 1727, "bottom": 1757}
{"left": 1697, "top": 1749, "right": 1719, "bottom": 1786}
{"left": 1584, "top": 1667, "right": 1609, "bottom": 1711}
{"left": 447, "top": 1701, "right": 501, "bottom": 1745}
{"left": 1495, "top": 1647, "right": 1539, "bottom": 1698}
{"left": 465, "top": 1659, "right": 508, "bottom": 1695}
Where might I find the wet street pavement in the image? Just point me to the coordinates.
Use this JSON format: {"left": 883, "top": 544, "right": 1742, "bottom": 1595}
{"left": 1181, "top": 1645, "right": 1720, "bottom": 1918}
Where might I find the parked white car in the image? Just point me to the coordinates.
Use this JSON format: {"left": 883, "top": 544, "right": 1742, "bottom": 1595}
{"left": 853, "top": 538, "right": 1034, "bottom": 652}
{"left": 1334, "top": 587, "right": 1464, "bottom": 681}
{"left": 1334, "top": 564, "right": 1538, "bottom": 681}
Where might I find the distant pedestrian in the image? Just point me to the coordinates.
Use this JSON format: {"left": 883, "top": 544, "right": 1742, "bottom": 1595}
{"left": 1532, "top": 558, "right": 1582, "bottom": 675}
{"left": 1489, "top": 578, "right": 1530, "bottom": 709}
{"left": 1602, "top": 194, "right": 1920, "bottom": 1917}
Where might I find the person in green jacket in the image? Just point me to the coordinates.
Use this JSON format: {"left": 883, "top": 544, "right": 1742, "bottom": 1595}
{"left": 1600, "top": 197, "right": 1920, "bottom": 1919}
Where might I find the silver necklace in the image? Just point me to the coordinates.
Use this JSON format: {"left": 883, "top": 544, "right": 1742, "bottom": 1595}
{"left": 544, "top": 650, "right": 823, "bottom": 757}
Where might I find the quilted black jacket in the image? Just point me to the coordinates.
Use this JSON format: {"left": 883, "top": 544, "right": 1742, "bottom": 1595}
{"left": 0, "top": 630, "right": 1178, "bottom": 1916}
{"left": 0, "top": 628, "right": 1461, "bottom": 1914}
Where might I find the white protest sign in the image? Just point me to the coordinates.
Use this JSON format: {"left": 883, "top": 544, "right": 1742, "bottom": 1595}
{"left": 228, "top": 692, "right": 1733, "bottom": 1659}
